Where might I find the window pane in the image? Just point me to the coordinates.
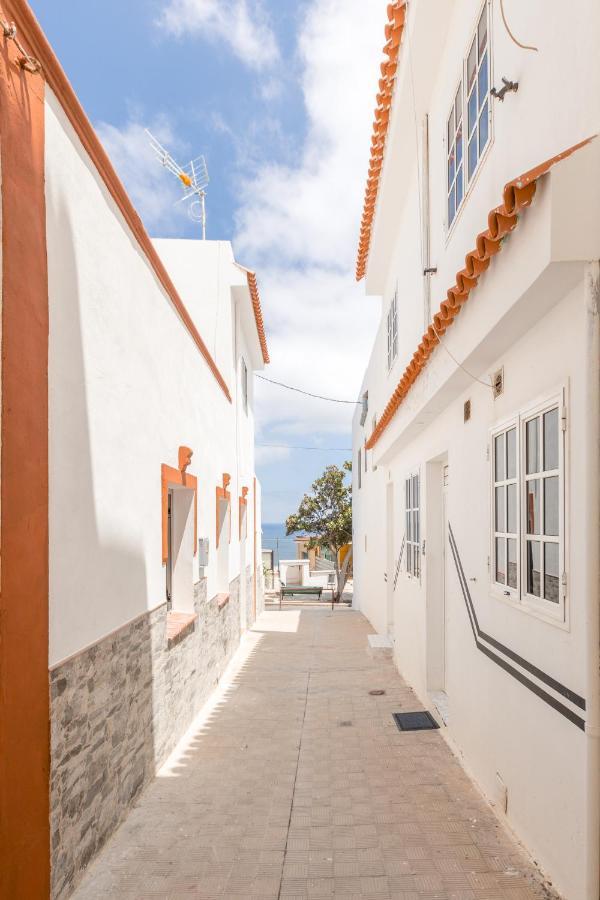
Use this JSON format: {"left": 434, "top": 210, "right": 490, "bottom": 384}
{"left": 455, "top": 84, "right": 462, "bottom": 121}
{"left": 468, "top": 88, "right": 478, "bottom": 136}
{"left": 413, "top": 474, "right": 419, "bottom": 507}
{"left": 527, "top": 541, "right": 541, "bottom": 596}
{"left": 544, "top": 408, "right": 559, "bottom": 470}
{"left": 478, "top": 8, "right": 488, "bottom": 55}
{"left": 494, "top": 432, "right": 505, "bottom": 481}
{"left": 415, "top": 511, "right": 420, "bottom": 542}
{"left": 507, "top": 539, "right": 517, "bottom": 589}
{"left": 495, "top": 486, "right": 506, "bottom": 532}
{"left": 456, "top": 126, "right": 463, "bottom": 164}
{"left": 415, "top": 547, "right": 420, "bottom": 578}
{"left": 495, "top": 537, "right": 506, "bottom": 585}
{"left": 447, "top": 110, "right": 454, "bottom": 148}
{"left": 506, "top": 428, "right": 517, "bottom": 479}
{"left": 468, "top": 136, "right": 477, "bottom": 178}
{"left": 448, "top": 150, "right": 455, "bottom": 185}
{"left": 507, "top": 483, "right": 517, "bottom": 534}
{"left": 478, "top": 101, "right": 489, "bottom": 152}
{"left": 544, "top": 476, "right": 559, "bottom": 536}
{"left": 526, "top": 479, "right": 540, "bottom": 534}
{"left": 448, "top": 187, "right": 455, "bottom": 225}
{"left": 478, "top": 53, "right": 488, "bottom": 107}
{"left": 526, "top": 417, "right": 539, "bottom": 473}
{"left": 544, "top": 542, "right": 560, "bottom": 604}
{"left": 456, "top": 165, "right": 463, "bottom": 207}
{"left": 405, "top": 478, "right": 410, "bottom": 507}
{"left": 467, "top": 38, "right": 477, "bottom": 90}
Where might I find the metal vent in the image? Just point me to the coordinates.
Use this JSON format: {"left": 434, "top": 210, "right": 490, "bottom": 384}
{"left": 492, "top": 367, "right": 504, "bottom": 398}
{"left": 392, "top": 711, "right": 439, "bottom": 732}
{"left": 463, "top": 399, "right": 471, "bottom": 422}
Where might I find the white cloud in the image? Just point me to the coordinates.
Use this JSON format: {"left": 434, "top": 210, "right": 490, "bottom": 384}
{"left": 231, "top": 0, "right": 387, "bottom": 440}
{"left": 159, "top": 0, "right": 279, "bottom": 70}
{"left": 96, "top": 115, "right": 190, "bottom": 235}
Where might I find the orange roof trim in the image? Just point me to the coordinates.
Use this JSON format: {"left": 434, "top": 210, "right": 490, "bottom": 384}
{"left": 356, "top": 0, "right": 407, "bottom": 281}
{"left": 366, "top": 137, "right": 596, "bottom": 450}
{"left": 246, "top": 271, "right": 270, "bottom": 365}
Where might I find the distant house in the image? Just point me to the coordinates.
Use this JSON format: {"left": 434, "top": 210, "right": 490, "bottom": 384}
{"left": 352, "top": 2, "right": 599, "bottom": 899}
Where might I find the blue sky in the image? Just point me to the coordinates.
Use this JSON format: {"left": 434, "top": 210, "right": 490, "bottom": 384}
{"left": 30, "top": 0, "right": 385, "bottom": 522}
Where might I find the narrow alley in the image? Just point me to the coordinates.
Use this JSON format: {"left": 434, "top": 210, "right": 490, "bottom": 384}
{"left": 71, "top": 605, "right": 555, "bottom": 900}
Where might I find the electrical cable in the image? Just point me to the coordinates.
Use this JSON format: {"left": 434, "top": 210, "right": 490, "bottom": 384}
{"left": 255, "top": 374, "right": 360, "bottom": 404}
{"left": 257, "top": 443, "right": 352, "bottom": 451}
{"left": 499, "top": 0, "right": 538, "bottom": 52}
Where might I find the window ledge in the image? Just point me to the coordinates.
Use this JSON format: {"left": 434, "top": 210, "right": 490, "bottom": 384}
{"left": 166, "top": 611, "right": 197, "bottom": 648}
{"left": 213, "top": 592, "right": 230, "bottom": 610}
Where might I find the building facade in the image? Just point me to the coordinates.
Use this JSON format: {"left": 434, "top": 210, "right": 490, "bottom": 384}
{"left": 0, "top": 2, "right": 267, "bottom": 897}
{"left": 352, "top": 2, "right": 600, "bottom": 898}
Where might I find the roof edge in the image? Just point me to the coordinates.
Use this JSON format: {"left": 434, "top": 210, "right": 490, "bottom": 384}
{"left": 234, "top": 263, "right": 270, "bottom": 365}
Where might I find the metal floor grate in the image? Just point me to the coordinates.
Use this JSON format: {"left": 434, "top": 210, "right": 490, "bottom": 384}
{"left": 392, "top": 711, "right": 439, "bottom": 732}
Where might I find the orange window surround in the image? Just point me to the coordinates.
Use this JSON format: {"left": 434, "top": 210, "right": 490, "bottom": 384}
{"left": 161, "top": 446, "right": 198, "bottom": 564}
{"left": 216, "top": 473, "right": 232, "bottom": 548}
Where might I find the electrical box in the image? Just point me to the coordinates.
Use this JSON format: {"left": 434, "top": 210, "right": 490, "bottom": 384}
{"left": 198, "top": 537, "right": 209, "bottom": 568}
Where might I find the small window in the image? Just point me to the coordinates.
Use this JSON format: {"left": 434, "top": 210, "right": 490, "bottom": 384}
{"left": 446, "top": 2, "right": 491, "bottom": 229}
{"left": 490, "top": 396, "right": 565, "bottom": 620}
{"left": 357, "top": 448, "right": 362, "bottom": 489}
{"left": 492, "top": 423, "right": 518, "bottom": 593}
{"left": 466, "top": 5, "right": 490, "bottom": 182}
{"left": 405, "top": 472, "right": 420, "bottom": 578}
{"left": 241, "top": 357, "right": 248, "bottom": 414}
{"left": 387, "top": 289, "right": 398, "bottom": 371}
{"left": 447, "top": 82, "right": 464, "bottom": 227}
{"left": 360, "top": 391, "right": 369, "bottom": 426}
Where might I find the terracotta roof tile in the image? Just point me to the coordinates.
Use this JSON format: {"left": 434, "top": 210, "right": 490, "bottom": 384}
{"left": 356, "top": 1, "right": 407, "bottom": 281}
{"left": 246, "top": 270, "right": 270, "bottom": 365}
{"left": 365, "top": 137, "right": 595, "bottom": 450}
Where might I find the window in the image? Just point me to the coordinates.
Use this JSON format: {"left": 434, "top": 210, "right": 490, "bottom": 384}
{"left": 387, "top": 289, "right": 398, "bottom": 371}
{"left": 466, "top": 5, "right": 490, "bottom": 181}
{"left": 447, "top": 83, "right": 463, "bottom": 227}
{"left": 357, "top": 448, "right": 362, "bottom": 489}
{"left": 491, "top": 397, "right": 565, "bottom": 617}
{"left": 241, "top": 357, "right": 248, "bottom": 414}
{"left": 360, "top": 390, "right": 368, "bottom": 426}
{"left": 446, "top": 3, "right": 490, "bottom": 228}
{"left": 405, "top": 473, "right": 420, "bottom": 578}
{"left": 523, "top": 406, "right": 561, "bottom": 605}
{"left": 492, "top": 423, "right": 518, "bottom": 593}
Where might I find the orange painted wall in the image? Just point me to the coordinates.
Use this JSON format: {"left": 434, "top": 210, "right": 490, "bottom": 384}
{"left": 0, "top": 18, "right": 50, "bottom": 898}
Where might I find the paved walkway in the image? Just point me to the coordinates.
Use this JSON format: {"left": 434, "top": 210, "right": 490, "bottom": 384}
{"left": 72, "top": 606, "right": 555, "bottom": 900}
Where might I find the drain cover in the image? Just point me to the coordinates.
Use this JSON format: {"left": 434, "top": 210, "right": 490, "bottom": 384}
{"left": 392, "top": 711, "right": 439, "bottom": 732}
{"left": 369, "top": 689, "right": 386, "bottom": 696}
{"left": 338, "top": 720, "right": 353, "bottom": 727}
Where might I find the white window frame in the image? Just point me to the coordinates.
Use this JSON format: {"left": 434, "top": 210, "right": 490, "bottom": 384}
{"left": 405, "top": 471, "right": 421, "bottom": 580}
{"left": 491, "top": 417, "right": 519, "bottom": 602}
{"left": 445, "top": 0, "right": 492, "bottom": 234}
{"left": 489, "top": 390, "right": 567, "bottom": 625}
{"left": 387, "top": 288, "right": 398, "bottom": 372}
{"left": 446, "top": 78, "right": 464, "bottom": 229}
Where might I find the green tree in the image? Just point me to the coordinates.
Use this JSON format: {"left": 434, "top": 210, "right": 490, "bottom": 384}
{"left": 285, "top": 462, "right": 352, "bottom": 602}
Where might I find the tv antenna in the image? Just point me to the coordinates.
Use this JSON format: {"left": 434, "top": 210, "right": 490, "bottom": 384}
{"left": 146, "top": 130, "right": 210, "bottom": 239}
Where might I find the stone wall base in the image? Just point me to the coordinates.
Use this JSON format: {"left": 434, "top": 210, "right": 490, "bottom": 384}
{"left": 50, "top": 574, "right": 242, "bottom": 899}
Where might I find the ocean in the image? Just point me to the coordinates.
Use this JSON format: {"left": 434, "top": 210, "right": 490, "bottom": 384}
{"left": 261, "top": 522, "right": 299, "bottom": 567}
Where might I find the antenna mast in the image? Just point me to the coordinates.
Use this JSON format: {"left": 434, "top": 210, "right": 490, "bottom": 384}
{"left": 146, "top": 130, "right": 210, "bottom": 239}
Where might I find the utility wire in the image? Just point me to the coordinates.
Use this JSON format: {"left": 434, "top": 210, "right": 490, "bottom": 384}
{"left": 499, "top": 0, "right": 538, "bottom": 52}
{"left": 255, "top": 374, "right": 360, "bottom": 404}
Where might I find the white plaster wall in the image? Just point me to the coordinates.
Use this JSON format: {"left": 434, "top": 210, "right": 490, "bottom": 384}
{"left": 353, "top": 2, "right": 600, "bottom": 895}
{"left": 46, "top": 89, "right": 263, "bottom": 665}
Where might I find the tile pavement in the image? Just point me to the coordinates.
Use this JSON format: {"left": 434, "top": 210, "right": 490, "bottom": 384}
{"left": 69, "top": 605, "right": 558, "bottom": 900}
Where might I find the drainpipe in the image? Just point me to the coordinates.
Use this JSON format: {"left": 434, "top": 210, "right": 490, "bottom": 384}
{"left": 584, "top": 260, "right": 600, "bottom": 900}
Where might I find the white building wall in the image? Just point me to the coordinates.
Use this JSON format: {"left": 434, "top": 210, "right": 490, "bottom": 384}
{"left": 353, "top": 1, "right": 600, "bottom": 897}
{"left": 46, "top": 90, "right": 264, "bottom": 667}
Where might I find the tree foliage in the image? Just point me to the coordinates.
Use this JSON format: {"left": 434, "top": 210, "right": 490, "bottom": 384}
{"left": 285, "top": 462, "right": 352, "bottom": 600}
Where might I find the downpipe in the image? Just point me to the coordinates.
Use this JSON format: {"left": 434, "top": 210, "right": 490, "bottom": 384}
{"left": 584, "top": 260, "right": 600, "bottom": 900}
